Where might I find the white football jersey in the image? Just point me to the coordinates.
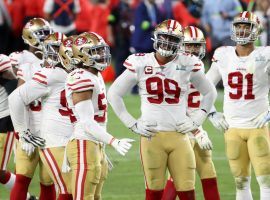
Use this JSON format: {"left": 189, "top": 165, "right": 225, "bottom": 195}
{"left": 28, "top": 67, "right": 73, "bottom": 147}
{"left": 212, "top": 46, "right": 270, "bottom": 128}
{"left": 66, "top": 68, "right": 107, "bottom": 141}
{"left": 17, "top": 61, "right": 43, "bottom": 135}
{"left": 0, "top": 54, "right": 12, "bottom": 119}
{"left": 9, "top": 50, "right": 40, "bottom": 67}
{"left": 124, "top": 52, "right": 203, "bottom": 131}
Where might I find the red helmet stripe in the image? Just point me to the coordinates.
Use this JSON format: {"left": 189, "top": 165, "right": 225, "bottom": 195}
{"left": 242, "top": 11, "right": 247, "bottom": 18}
{"left": 190, "top": 26, "right": 196, "bottom": 38}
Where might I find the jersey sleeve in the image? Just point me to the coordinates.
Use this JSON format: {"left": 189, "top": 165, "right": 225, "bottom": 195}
{"left": 123, "top": 54, "right": 138, "bottom": 73}
{"left": 9, "top": 51, "right": 23, "bottom": 66}
{"left": 0, "top": 54, "right": 12, "bottom": 73}
{"left": 32, "top": 67, "right": 57, "bottom": 86}
{"left": 66, "top": 69, "right": 95, "bottom": 92}
{"left": 16, "top": 63, "right": 29, "bottom": 81}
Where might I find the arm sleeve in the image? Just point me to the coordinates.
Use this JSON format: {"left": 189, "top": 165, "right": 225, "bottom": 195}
{"left": 206, "top": 62, "right": 222, "bottom": 86}
{"left": 190, "top": 70, "right": 217, "bottom": 113}
{"left": 8, "top": 80, "right": 49, "bottom": 132}
{"left": 75, "top": 100, "right": 114, "bottom": 144}
{"left": 107, "top": 70, "right": 138, "bottom": 128}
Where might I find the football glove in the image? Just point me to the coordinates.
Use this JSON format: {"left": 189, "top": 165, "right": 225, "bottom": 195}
{"left": 111, "top": 138, "right": 134, "bottom": 156}
{"left": 208, "top": 112, "right": 229, "bottom": 131}
{"left": 192, "top": 129, "right": 213, "bottom": 150}
{"left": 130, "top": 120, "right": 157, "bottom": 138}
{"left": 253, "top": 110, "right": 270, "bottom": 128}
{"left": 19, "top": 129, "right": 45, "bottom": 148}
{"left": 20, "top": 139, "right": 35, "bottom": 156}
{"left": 176, "top": 109, "right": 207, "bottom": 134}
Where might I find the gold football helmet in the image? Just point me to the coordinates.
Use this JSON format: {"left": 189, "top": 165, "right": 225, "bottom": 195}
{"left": 152, "top": 19, "right": 183, "bottom": 57}
{"left": 22, "top": 18, "right": 53, "bottom": 50}
{"left": 182, "top": 26, "right": 206, "bottom": 59}
{"left": 72, "top": 32, "right": 111, "bottom": 71}
{"left": 59, "top": 35, "right": 79, "bottom": 72}
{"left": 43, "top": 32, "right": 67, "bottom": 66}
{"left": 231, "top": 11, "right": 261, "bottom": 45}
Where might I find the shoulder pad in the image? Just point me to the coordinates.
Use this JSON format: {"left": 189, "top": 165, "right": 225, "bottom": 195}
{"left": 67, "top": 69, "right": 95, "bottom": 92}
{"left": 123, "top": 53, "right": 146, "bottom": 72}
{"left": 0, "top": 54, "right": 12, "bottom": 73}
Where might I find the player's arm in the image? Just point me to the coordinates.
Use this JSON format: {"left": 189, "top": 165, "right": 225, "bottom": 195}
{"left": 70, "top": 77, "right": 133, "bottom": 156}
{"left": 190, "top": 69, "right": 217, "bottom": 115}
{"left": 206, "top": 56, "right": 229, "bottom": 131}
{"left": 8, "top": 80, "right": 48, "bottom": 133}
{"left": 107, "top": 70, "right": 137, "bottom": 128}
{"left": 107, "top": 69, "right": 157, "bottom": 138}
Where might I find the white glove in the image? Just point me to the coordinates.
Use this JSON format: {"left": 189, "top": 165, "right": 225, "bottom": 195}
{"left": 176, "top": 110, "right": 207, "bottom": 134}
{"left": 19, "top": 129, "right": 46, "bottom": 147}
{"left": 111, "top": 138, "right": 134, "bottom": 156}
{"left": 176, "top": 117, "right": 199, "bottom": 134}
{"left": 253, "top": 110, "right": 270, "bottom": 128}
{"left": 20, "top": 139, "right": 35, "bottom": 156}
{"left": 208, "top": 112, "right": 229, "bottom": 131}
{"left": 192, "top": 129, "right": 213, "bottom": 150}
{"left": 130, "top": 120, "right": 157, "bottom": 138}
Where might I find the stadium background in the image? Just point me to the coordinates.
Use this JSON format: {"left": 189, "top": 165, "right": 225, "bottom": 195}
{"left": 0, "top": 0, "right": 266, "bottom": 199}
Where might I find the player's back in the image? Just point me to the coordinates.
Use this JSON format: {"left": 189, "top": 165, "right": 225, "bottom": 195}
{"left": 124, "top": 52, "right": 202, "bottom": 131}
{"left": 33, "top": 66, "right": 74, "bottom": 147}
{"left": 213, "top": 46, "right": 270, "bottom": 128}
{"left": 66, "top": 68, "right": 107, "bottom": 142}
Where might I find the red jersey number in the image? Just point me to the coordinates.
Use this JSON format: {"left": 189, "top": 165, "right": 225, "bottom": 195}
{"left": 94, "top": 93, "right": 107, "bottom": 123}
{"left": 59, "top": 90, "right": 77, "bottom": 123}
{"left": 146, "top": 77, "right": 181, "bottom": 104}
{"left": 228, "top": 72, "right": 255, "bottom": 100}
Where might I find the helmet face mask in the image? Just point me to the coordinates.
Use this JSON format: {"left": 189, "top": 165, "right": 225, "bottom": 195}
{"left": 183, "top": 43, "right": 205, "bottom": 59}
{"left": 154, "top": 33, "right": 181, "bottom": 57}
{"left": 82, "top": 44, "right": 111, "bottom": 70}
{"left": 44, "top": 43, "right": 61, "bottom": 66}
{"left": 22, "top": 18, "right": 53, "bottom": 50}
{"left": 73, "top": 32, "right": 111, "bottom": 71}
{"left": 152, "top": 20, "right": 183, "bottom": 57}
{"left": 43, "top": 32, "right": 66, "bottom": 66}
{"left": 231, "top": 11, "right": 260, "bottom": 45}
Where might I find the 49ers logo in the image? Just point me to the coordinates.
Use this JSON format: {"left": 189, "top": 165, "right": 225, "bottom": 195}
{"left": 75, "top": 37, "right": 87, "bottom": 46}
{"left": 64, "top": 39, "right": 73, "bottom": 47}
{"left": 144, "top": 66, "right": 153, "bottom": 74}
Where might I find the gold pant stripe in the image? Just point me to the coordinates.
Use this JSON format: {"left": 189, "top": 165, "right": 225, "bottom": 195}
{"left": 74, "top": 140, "right": 87, "bottom": 200}
{"left": 41, "top": 148, "right": 68, "bottom": 194}
{"left": 0, "top": 132, "right": 15, "bottom": 170}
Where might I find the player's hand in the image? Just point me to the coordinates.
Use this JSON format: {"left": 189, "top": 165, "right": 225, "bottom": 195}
{"left": 192, "top": 129, "right": 213, "bottom": 150}
{"left": 176, "top": 117, "right": 199, "bottom": 134}
{"left": 254, "top": 110, "right": 270, "bottom": 128}
{"left": 19, "top": 130, "right": 46, "bottom": 148}
{"left": 20, "top": 139, "right": 35, "bottom": 156}
{"left": 208, "top": 112, "right": 229, "bottom": 131}
{"left": 130, "top": 120, "right": 157, "bottom": 138}
{"left": 110, "top": 138, "right": 134, "bottom": 156}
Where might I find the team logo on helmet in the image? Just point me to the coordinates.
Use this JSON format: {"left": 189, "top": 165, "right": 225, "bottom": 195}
{"left": 75, "top": 37, "right": 87, "bottom": 46}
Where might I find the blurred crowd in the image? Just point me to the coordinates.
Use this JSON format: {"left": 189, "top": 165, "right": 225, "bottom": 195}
{"left": 0, "top": 0, "right": 269, "bottom": 80}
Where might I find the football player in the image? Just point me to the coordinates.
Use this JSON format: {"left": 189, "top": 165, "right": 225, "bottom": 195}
{"left": 0, "top": 55, "right": 17, "bottom": 193}
{"left": 107, "top": 19, "right": 217, "bottom": 200}
{"left": 65, "top": 32, "right": 133, "bottom": 200}
{"left": 162, "top": 26, "right": 220, "bottom": 200}
{"left": 9, "top": 18, "right": 56, "bottom": 200}
{"left": 9, "top": 33, "right": 74, "bottom": 200}
{"left": 9, "top": 18, "right": 53, "bottom": 70}
{"left": 207, "top": 11, "right": 270, "bottom": 200}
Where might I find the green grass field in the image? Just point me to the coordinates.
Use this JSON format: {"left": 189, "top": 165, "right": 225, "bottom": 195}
{"left": 1, "top": 92, "right": 260, "bottom": 200}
